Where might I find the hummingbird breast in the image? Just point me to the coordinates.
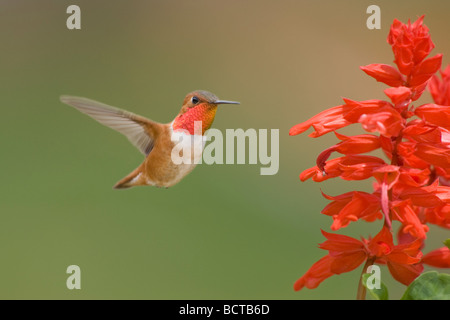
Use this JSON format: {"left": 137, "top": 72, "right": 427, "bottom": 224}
{"left": 140, "top": 122, "right": 205, "bottom": 188}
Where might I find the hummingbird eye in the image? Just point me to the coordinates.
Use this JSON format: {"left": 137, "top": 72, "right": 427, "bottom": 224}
{"left": 191, "top": 96, "right": 199, "bottom": 105}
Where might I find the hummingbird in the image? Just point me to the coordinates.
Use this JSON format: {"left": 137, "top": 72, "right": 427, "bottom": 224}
{"left": 60, "top": 90, "right": 240, "bottom": 189}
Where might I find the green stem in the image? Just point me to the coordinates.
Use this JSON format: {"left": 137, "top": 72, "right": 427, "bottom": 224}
{"left": 356, "top": 257, "right": 376, "bottom": 300}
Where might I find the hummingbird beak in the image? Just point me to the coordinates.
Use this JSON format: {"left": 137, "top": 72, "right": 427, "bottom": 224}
{"left": 213, "top": 100, "right": 240, "bottom": 105}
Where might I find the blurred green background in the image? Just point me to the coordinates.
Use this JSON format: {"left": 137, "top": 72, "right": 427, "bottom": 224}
{"left": 1, "top": 0, "right": 450, "bottom": 300}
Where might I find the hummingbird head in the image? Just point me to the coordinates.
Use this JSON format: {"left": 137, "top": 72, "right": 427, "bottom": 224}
{"left": 172, "top": 90, "right": 239, "bottom": 135}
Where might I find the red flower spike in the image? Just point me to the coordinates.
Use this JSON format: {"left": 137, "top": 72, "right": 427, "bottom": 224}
{"left": 292, "top": 17, "right": 450, "bottom": 294}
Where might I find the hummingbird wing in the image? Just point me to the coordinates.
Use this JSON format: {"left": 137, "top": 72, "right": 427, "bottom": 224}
{"left": 60, "top": 95, "right": 160, "bottom": 156}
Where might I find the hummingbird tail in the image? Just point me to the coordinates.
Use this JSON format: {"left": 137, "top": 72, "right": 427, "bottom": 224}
{"left": 113, "top": 168, "right": 142, "bottom": 189}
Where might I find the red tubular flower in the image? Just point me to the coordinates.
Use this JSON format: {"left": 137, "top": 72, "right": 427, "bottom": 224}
{"left": 360, "top": 64, "right": 405, "bottom": 87}
{"left": 321, "top": 191, "right": 382, "bottom": 230}
{"left": 422, "top": 247, "right": 450, "bottom": 268}
{"left": 315, "top": 133, "right": 381, "bottom": 172}
{"left": 372, "top": 165, "right": 401, "bottom": 228}
{"left": 391, "top": 200, "right": 429, "bottom": 239}
{"left": 300, "top": 155, "right": 385, "bottom": 182}
{"left": 414, "top": 143, "right": 450, "bottom": 168}
{"left": 415, "top": 104, "right": 450, "bottom": 130}
{"left": 403, "top": 120, "right": 450, "bottom": 146}
{"left": 289, "top": 99, "right": 393, "bottom": 138}
{"left": 394, "top": 182, "right": 446, "bottom": 208}
{"left": 289, "top": 104, "right": 353, "bottom": 137}
{"left": 358, "top": 107, "right": 404, "bottom": 137}
{"left": 291, "top": 17, "right": 450, "bottom": 296}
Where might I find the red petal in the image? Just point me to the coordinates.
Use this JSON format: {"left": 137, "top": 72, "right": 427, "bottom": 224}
{"left": 409, "top": 54, "right": 443, "bottom": 87}
{"left": 387, "top": 19, "right": 403, "bottom": 45}
{"left": 384, "top": 86, "right": 412, "bottom": 105}
{"left": 360, "top": 64, "right": 404, "bottom": 87}
{"left": 397, "top": 141, "right": 430, "bottom": 168}
{"left": 392, "top": 201, "right": 429, "bottom": 239}
{"left": 387, "top": 249, "right": 422, "bottom": 265}
{"left": 299, "top": 167, "right": 320, "bottom": 182}
{"left": 425, "top": 205, "right": 450, "bottom": 228}
{"left": 315, "top": 134, "right": 381, "bottom": 173}
{"left": 334, "top": 134, "right": 381, "bottom": 154}
{"left": 397, "top": 184, "right": 444, "bottom": 208}
{"left": 293, "top": 255, "right": 335, "bottom": 290}
{"left": 367, "top": 226, "right": 394, "bottom": 257}
{"left": 422, "top": 247, "right": 450, "bottom": 268}
{"left": 393, "top": 45, "right": 414, "bottom": 76}
{"left": 343, "top": 99, "right": 392, "bottom": 122}
{"left": 330, "top": 251, "right": 367, "bottom": 274}
{"left": 387, "top": 262, "right": 423, "bottom": 285}
{"left": 319, "top": 230, "right": 365, "bottom": 252}
{"left": 428, "top": 74, "right": 443, "bottom": 104}
{"left": 358, "top": 107, "right": 404, "bottom": 137}
{"left": 409, "top": 82, "right": 427, "bottom": 101}
{"left": 289, "top": 104, "right": 353, "bottom": 137}
{"left": 329, "top": 192, "right": 382, "bottom": 230}
{"left": 316, "top": 146, "right": 337, "bottom": 173}
{"left": 414, "top": 143, "right": 450, "bottom": 168}
{"left": 300, "top": 155, "right": 386, "bottom": 182}
{"left": 415, "top": 104, "right": 450, "bottom": 129}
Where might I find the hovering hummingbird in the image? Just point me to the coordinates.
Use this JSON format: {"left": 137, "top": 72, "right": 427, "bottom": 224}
{"left": 61, "top": 90, "right": 240, "bottom": 189}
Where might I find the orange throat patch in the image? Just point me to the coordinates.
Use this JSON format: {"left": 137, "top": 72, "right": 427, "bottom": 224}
{"left": 172, "top": 103, "right": 218, "bottom": 135}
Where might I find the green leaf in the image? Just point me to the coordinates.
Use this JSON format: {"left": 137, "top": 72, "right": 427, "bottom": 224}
{"left": 444, "top": 239, "right": 450, "bottom": 250}
{"left": 401, "top": 271, "right": 450, "bottom": 300}
{"left": 362, "top": 273, "right": 389, "bottom": 300}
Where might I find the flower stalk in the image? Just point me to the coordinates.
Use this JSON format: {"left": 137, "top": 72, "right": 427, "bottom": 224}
{"left": 356, "top": 257, "right": 376, "bottom": 300}
{"left": 291, "top": 16, "right": 450, "bottom": 297}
